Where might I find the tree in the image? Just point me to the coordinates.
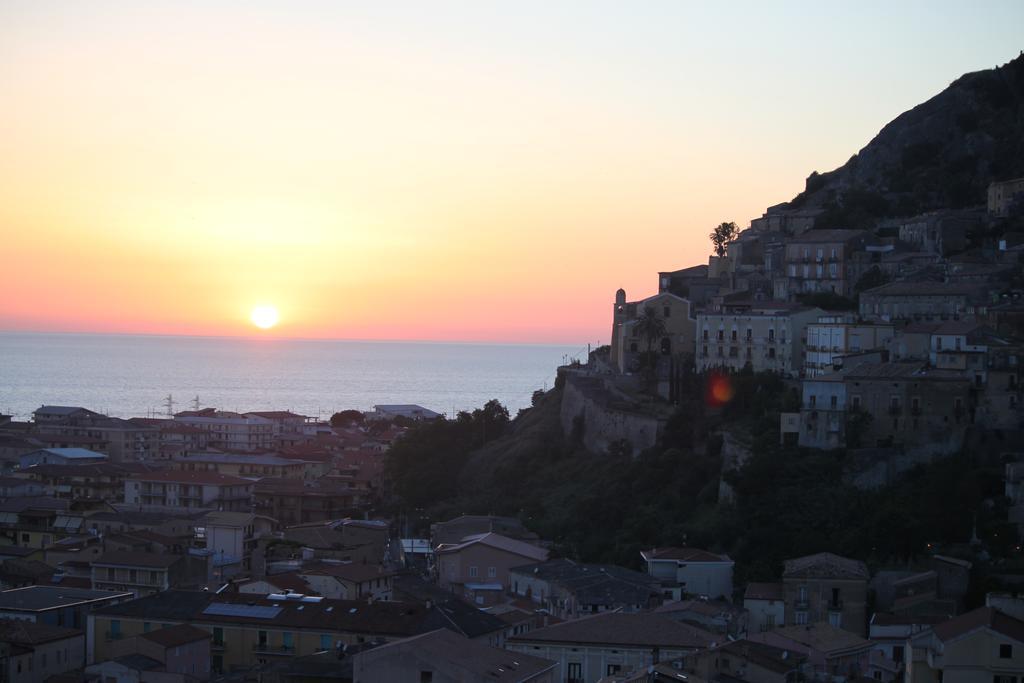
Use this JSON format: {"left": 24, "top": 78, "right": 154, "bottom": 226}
{"left": 635, "top": 306, "right": 668, "bottom": 374}
{"left": 330, "top": 409, "right": 365, "bottom": 427}
{"left": 709, "top": 221, "right": 739, "bottom": 258}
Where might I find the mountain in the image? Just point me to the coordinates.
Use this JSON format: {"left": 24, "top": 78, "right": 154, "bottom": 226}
{"left": 787, "top": 52, "right": 1024, "bottom": 228}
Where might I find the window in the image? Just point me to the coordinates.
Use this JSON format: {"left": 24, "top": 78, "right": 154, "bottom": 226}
{"left": 468, "top": 566, "right": 478, "bottom": 578}
{"left": 731, "top": 330, "right": 737, "bottom": 341}
{"left": 568, "top": 662, "right": 583, "bottom": 683}
{"left": 213, "top": 627, "right": 224, "bottom": 646}
{"left": 143, "top": 622, "right": 151, "bottom": 633}
{"left": 1000, "top": 643, "right": 1013, "bottom": 659}
{"left": 703, "top": 329, "right": 708, "bottom": 340}
{"left": 607, "top": 664, "right": 622, "bottom": 675}
{"left": 830, "top": 396, "right": 838, "bottom": 409}
{"left": 487, "top": 567, "right": 496, "bottom": 578}
{"left": 110, "top": 620, "right": 121, "bottom": 640}
{"left": 768, "top": 329, "right": 775, "bottom": 341}
{"left": 717, "top": 330, "right": 724, "bottom": 341}
{"left": 282, "top": 632, "right": 294, "bottom": 651}
{"left": 320, "top": 634, "right": 331, "bottom": 650}
{"left": 768, "top": 348, "right": 776, "bottom": 359}
{"left": 810, "top": 395, "right": 817, "bottom": 407}
{"left": 663, "top": 306, "right": 671, "bottom": 318}
{"left": 851, "top": 395, "right": 861, "bottom": 410}
{"left": 829, "top": 611, "right": 842, "bottom": 628}
{"left": 420, "top": 672, "right": 434, "bottom": 683}
{"left": 795, "top": 611, "right": 808, "bottom": 625}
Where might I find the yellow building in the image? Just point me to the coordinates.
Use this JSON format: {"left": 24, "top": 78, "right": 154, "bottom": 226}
{"left": 906, "top": 607, "right": 1024, "bottom": 682}
{"left": 610, "top": 290, "right": 696, "bottom": 374}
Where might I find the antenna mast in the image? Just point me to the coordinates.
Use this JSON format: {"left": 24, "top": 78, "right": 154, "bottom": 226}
{"left": 163, "top": 394, "right": 175, "bottom": 417}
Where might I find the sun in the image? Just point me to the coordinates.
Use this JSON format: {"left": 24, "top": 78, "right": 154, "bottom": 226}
{"left": 250, "top": 305, "right": 280, "bottom": 330}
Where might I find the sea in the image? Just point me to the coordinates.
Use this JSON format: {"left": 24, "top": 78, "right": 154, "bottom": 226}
{"left": 0, "top": 333, "right": 584, "bottom": 421}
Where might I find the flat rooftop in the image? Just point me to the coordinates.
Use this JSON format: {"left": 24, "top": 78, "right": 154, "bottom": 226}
{"left": 0, "top": 586, "right": 132, "bottom": 612}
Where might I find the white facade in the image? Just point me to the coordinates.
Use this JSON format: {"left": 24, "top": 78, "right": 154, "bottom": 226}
{"left": 805, "top": 319, "right": 895, "bottom": 377}
{"left": 174, "top": 413, "right": 274, "bottom": 451}
{"left": 744, "top": 597, "right": 785, "bottom": 634}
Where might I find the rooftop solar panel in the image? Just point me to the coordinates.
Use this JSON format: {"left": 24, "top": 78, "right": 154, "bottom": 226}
{"left": 202, "top": 602, "right": 282, "bottom": 619}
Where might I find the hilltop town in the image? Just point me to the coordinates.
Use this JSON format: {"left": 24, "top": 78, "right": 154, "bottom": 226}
{"left": 0, "top": 57, "right": 1022, "bottom": 683}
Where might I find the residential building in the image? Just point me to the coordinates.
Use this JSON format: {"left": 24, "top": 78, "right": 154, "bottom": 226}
{"left": 87, "top": 589, "right": 487, "bottom": 673}
{"left": 435, "top": 533, "right": 548, "bottom": 605}
{"left": 859, "top": 281, "right": 991, "bottom": 323}
{"left": 686, "top": 638, "right": 809, "bottom": 683}
{"left": 744, "top": 582, "right": 785, "bottom": 633}
{"left": 869, "top": 612, "right": 947, "bottom": 676}
{"left": 124, "top": 470, "right": 254, "bottom": 512}
{"left": 0, "top": 620, "right": 85, "bottom": 683}
{"left": 173, "top": 452, "right": 312, "bottom": 479}
{"left": 782, "top": 552, "right": 869, "bottom": 636}
{"left": 653, "top": 599, "right": 748, "bottom": 639}
{"left": 0, "top": 586, "right": 132, "bottom": 629}
{"left": 804, "top": 315, "right": 895, "bottom": 377}
{"left": 19, "top": 448, "right": 108, "bottom": 468}
{"left": 88, "top": 623, "right": 212, "bottom": 682}
{"left": 696, "top": 303, "right": 823, "bottom": 377}
{"left": 799, "top": 362, "right": 974, "bottom": 453}
{"left": 989, "top": 177, "right": 1024, "bottom": 218}
{"left": 352, "top": 628, "right": 557, "bottom": 683}
{"left": 507, "top": 613, "right": 717, "bottom": 683}
{"left": 906, "top": 606, "right": 1024, "bottom": 682}
{"left": 254, "top": 479, "right": 361, "bottom": 525}
{"left": 244, "top": 411, "right": 318, "bottom": 447}
{"left": 0, "top": 497, "right": 84, "bottom": 550}
{"left": 32, "top": 406, "right": 102, "bottom": 425}
{"left": 91, "top": 552, "right": 205, "bottom": 598}
{"left": 173, "top": 410, "right": 275, "bottom": 451}
{"left": 299, "top": 562, "right": 396, "bottom": 601}
{"left": 19, "top": 462, "right": 159, "bottom": 502}
{"left": 610, "top": 290, "right": 697, "bottom": 374}
{"left": 749, "top": 622, "right": 873, "bottom": 681}
{"left": 640, "top": 547, "right": 734, "bottom": 602}
{"left": 196, "top": 511, "right": 275, "bottom": 577}
{"left": 508, "top": 558, "right": 662, "bottom": 620}
{"left": 431, "top": 515, "right": 541, "bottom": 547}
{"left": 0, "top": 477, "right": 45, "bottom": 498}
{"left": 779, "top": 229, "right": 874, "bottom": 298}
{"left": 34, "top": 416, "right": 160, "bottom": 463}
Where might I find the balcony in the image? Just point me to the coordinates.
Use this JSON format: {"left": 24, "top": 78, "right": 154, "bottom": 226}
{"left": 828, "top": 599, "right": 844, "bottom": 611}
{"left": 793, "top": 599, "right": 809, "bottom": 610}
{"left": 253, "top": 643, "right": 295, "bottom": 655}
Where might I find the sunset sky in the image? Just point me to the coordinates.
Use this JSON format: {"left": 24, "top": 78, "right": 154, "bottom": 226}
{"left": 2, "top": 2, "right": 1022, "bottom": 343}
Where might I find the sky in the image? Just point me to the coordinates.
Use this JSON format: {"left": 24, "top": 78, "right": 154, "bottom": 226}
{"left": 1, "top": 1, "right": 1022, "bottom": 344}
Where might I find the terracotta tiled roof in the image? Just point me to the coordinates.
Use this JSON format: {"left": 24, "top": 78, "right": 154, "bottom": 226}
{"left": 744, "top": 582, "right": 784, "bottom": 601}
{"left": 434, "top": 533, "right": 548, "bottom": 563}
{"left": 933, "top": 606, "right": 1024, "bottom": 644}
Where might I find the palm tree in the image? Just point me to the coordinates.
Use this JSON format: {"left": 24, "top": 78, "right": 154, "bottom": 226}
{"left": 635, "top": 305, "right": 667, "bottom": 371}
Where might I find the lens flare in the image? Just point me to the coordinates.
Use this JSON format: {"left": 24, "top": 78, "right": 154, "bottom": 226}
{"left": 706, "top": 372, "right": 734, "bottom": 408}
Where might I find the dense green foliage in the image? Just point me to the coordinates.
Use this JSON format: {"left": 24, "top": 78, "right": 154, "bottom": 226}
{"left": 384, "top": 370, "right": 1010, "bottom": 598}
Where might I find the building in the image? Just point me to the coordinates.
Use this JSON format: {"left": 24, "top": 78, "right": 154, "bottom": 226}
{"left": 653, "top": 599, "right": 748, "bottom": 640}
{"left": 640, "top": 547, "right": 734, "bottom": 602}
{"left": 173, "top": 410, "right": 275, "bottom": 451}
{"left": 87, "top": 623, "right": 212, "bottom": 682}
{"left": 196, "top": 511, "right": 275, "bottom": 577}
{"left": 352, "top": 628, "right": 557, "bottom": 683}
{"left": 508, "top": 558, "right": 662, "bottom": 620}
{"left": 897, "top": 211, "right": 972, "bottom": 255}
{"left": 87, "top": 589, "right": 486, "bottom": 673}
{"left": 859, "top": 281, "right": 991, "bottom": 323}
{"left": 782, "top": 552, "right": 869, "bottom": 637}
{"left": 173, "top": 452, "right": 312, "bottom": 479}
{"left": 0, "top": 619, "right": 85, "bottom": 683}
{"left": 435, "top": 533, "right": 548, "bottom": 605}
{"left": 696, "top": 303, "right": 823, "bottom": 377}
{"left": 869, "top": 612, "right": 947, "bottom": 675}
{"left": 798, "top": 362, "right": 973, "bottom": 452}
{"left": 431, "top": 515, "right": 541, "bottom": 547}
{"left": 0, "top": 586, "right": 132, "bottom": 629}
{"left": 749, "top": 622, "right": 873, "bottom": 681}
{"left": 906, "top": 606, "right": 1024, "bottom": 682}
{"left": 91, "top": 552, "right": 205, "bottom": 598}
{"left": 244, "top": 411, "right": 318, "bottom": 447}
{"left": 254, "top": 479, "right": 362, "bottom": 525}
{"left": 779, "top": 229, "right": 873, "bottom": 299}
{"left": 19, "top": 448, "right": 108, "bottom": 469}
{"left": 299, "top": 562, "right": 397, "bottom": 601}
{"left": 804, "top": 316, "right": 895, "bottom": 377}
{"left": 34, "top": 416, "right": 160, "bottom": 463}
{"left": 507, "top": 613, "right": 717, "bottom": 683}
{"left": 686, "top": 638, "right": 809, "bottom": 683}
{"left": 989, "top": 177, "right": 1024, "bottom": 218}
{"left": 32, "top": 406, "right": 102, "bottom": 424}
{"left": 743, "top": 582, "right": 785, "bottom": 633}
{"left": 0, "top": 477, "right": 45, "bottom": 498}
{"left": 610, "top": 290, "right": 697, "bottom": 374}
{"left": 124, "top": 470, "right": 254, "bottom": 512}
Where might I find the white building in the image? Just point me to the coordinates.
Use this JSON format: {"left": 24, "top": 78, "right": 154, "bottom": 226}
{"left": 697, "top": 304, "right": 824, "bottom": 377}
{"left": 804, "top": 316, "right": 895, "bottom": 377}
{"left": 641, "top": 547, "right": 734, "bottom": 602}
{"left": 173, "top": 410, "right": 274, "bottom": 451}
{"left": 744, "top": 582, "right": 785, "bottom": 633}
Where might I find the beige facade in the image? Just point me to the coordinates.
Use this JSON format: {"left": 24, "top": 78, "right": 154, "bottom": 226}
{"left": 782, "top": 553, "right": 869, "bottom": 637}
{"left": 610, "top": 291, "right": 696, "bottom": 374}
{"left": 780, "top": 229, "right": 872, "bottom": 299}
{"left": 697, "top": 305, "right": 823, "bottom": 377}
{"left": 906, "top": 607, "right": 1024, "bottom": 683}
{"left": 435, "top": 533, "right": 548, "bottom": 601}
{"left": 989, "top": 177, "right": 1024, "bottom": 218}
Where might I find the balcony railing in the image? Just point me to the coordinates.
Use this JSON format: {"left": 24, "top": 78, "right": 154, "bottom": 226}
{"left": 253, "top": 643, "right": 295, "bottom": 655}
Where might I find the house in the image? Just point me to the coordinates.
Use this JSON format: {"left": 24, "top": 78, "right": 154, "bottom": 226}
{"left": 0, "top": 619, "right": 85, "bottom": 683}
{"left": 508, "top": 558, "right": 662, "bottom": 620}
{"left": 19, "top": 448, "right": 108, "bottom": 469}
{"left": 804, "top": 315, "right": 895, "bottom": 377}
{"left": 431, "top": 515, "right": 541, "bottom": 546}
{"left": 299, "top": 562, "right": 397, "bottom": 601}
{"left": 34, "top": 416, "right": 160, "bottom": 463}
{"left": 32, "top": 406, "right": 102, "bottom": 424}
{"left": 749, "top": 622, "right": 873, "bottom": 681}
{"left": 435, "top": 533, "right": 548, "bottom": 605}
{"left": 87, "top": 589, "right": 498, "bottom": 673}
{"left": 370, "top": 405, "right": 442, "bottom": 421}
{"left": 173, "top": 452, "right": 312, "bottom": 479}
{"left": 686, "top": 638, "right": 810, "bottom": 683}
{"left": 782, "top": 552, "right": 869, "bottom": 636}
{"left": 779, "top": 229, "right": 874, "bottom": 299}
{"left": 906, "top": 606, "right": 1024, "bottom": 682}
{"left": 0, "top": 586, "right": 132, "bottom": 634}
{"left": 989, "top": 177, "right": 1024, "bottom": 218}
{"left": 254, "top": 479, "right": 361, "bottom": 525}
{"left": 86, "top": 623, "right": 212, "bottom": 682}
{"left": 858, "top": 281, "right": 991, "bottom": 323}
{"left": 18, "top": 462, "right": 156, "bottom": 502}
{"left": 654, "top": 598, "right": 748, "bottom": 639}
{"left": 0, "top": 476, "right": 45, "bottom": 498}
{"left": 744, "top": 582, "right": 786, "bottom": 634}
{"left": 197, "top": 510, "right": 276, "bottom": 577}
{"left": 90, "top": 551, "right": 205, "bottom": 598}
{"left": 124, "top": 470, "right": 254, "bottom": 511}
{"left": 244, "top": 410, "right": 318, "bottom": 447}
{"left": 173, "top": 409, "right": 276, "bottom": 451}
{"left": 506, "top": 612, "right": 717, "bottom": 683}
{"left": 640, "top": 547, "right": 734, "bottom": 602}
{"left": 352, "top": 628, "right": 557, "bottom": 683}
{"left": 869, "top": 612, "right": 948, "bottom": 676}
{"left": 696, "top": 303, "right": 824, "bottom": 377}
